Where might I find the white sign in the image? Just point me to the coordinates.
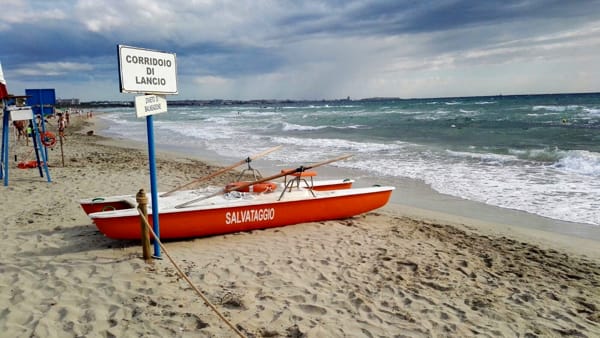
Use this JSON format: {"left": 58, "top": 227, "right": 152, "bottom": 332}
{"left": 118, "top": 45, "right": 178, "bottom": 94}
{"left": 135, "top": 94, "right": 167, "bottom": 118}
{"left": 9, "top": 106, "right": 33, "bottom": 121}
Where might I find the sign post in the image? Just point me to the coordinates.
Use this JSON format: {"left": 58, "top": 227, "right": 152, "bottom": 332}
{"left": 118, "top": 45, "right": 178, "bottom": 258}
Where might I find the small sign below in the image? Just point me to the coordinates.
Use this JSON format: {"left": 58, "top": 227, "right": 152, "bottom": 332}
{"left": 118, "top": 45, "right": 177, "bottom": 94}
{"left": 135, "top": 94, "right": 167, "bottom": 118}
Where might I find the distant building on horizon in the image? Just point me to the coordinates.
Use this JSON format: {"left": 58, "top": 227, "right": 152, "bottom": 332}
{"left": 57, "top": 98, "right": 80, "bottom": 106}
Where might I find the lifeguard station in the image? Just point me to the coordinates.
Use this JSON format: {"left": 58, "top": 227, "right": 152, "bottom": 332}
{"left": 0, "top": 89, "right": 56, "bottom": 186}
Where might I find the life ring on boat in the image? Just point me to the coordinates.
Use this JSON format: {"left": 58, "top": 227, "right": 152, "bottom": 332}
{"left": 40, "top": 131, "right": 57, "bottom": 147}
{"left": 225, "top": 181, "right": 278, "bottom": 193}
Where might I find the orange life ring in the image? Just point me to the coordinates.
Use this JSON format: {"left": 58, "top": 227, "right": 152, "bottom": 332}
{"left": 40, "top": 131, "right": 57, "bottom": 147}
{"left": 225, "top": 181, "right": 278, "bottom": 193}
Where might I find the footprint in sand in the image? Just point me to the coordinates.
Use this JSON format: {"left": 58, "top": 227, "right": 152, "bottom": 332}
{"left": 288, "top": 295, "right": 306, "bottom": 303}
{"left": 10, "top": 287, "right": 25, "bottom": 304}
{"left": 297, "top": 304, "right": 327, "bottom": 315}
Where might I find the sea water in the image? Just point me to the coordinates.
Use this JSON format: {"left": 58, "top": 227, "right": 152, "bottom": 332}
{"left": 96, "top": 93, "right": 600, "bottom": 229}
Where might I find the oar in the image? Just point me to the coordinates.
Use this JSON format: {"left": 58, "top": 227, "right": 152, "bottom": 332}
{"left": 161, "top": 145, "right": 282, "bottom": 197}
{"left": 175, "top": 154, "right": 353, "bottom": 208}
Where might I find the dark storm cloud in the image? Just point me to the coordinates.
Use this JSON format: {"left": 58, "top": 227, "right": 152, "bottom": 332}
{"left": 1, "top": 0, "right": 599, "bottom": 100}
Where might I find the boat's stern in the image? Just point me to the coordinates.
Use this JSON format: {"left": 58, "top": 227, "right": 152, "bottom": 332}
{"left": 79, "top": 196, "right": 137, "bottom": 215}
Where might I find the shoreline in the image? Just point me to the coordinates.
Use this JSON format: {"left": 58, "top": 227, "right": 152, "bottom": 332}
{"left": 1, "top": 115, "right": 599, "bottom": 336}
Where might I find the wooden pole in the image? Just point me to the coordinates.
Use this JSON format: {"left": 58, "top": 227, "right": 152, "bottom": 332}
{"left": 136, "top": 189, "right": 152, "bottom": 262}
{"left": 59, "top": 135, "right": 64, "bottom": 167}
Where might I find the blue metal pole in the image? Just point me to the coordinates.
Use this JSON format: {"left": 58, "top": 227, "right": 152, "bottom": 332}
{"left": 38, "top": 90, "right": 49, "bottom": 162}
{"left": 146, "top": 114, "right": 161, "bottom": 258}
{"left": 31, "top": 114, "right": 44, "bottom": 178}
{"left": 39, "top": 90, "right": 51, "bottom": 182}
{"left": 30, "top": 110, "right": 51, "bottom": 182}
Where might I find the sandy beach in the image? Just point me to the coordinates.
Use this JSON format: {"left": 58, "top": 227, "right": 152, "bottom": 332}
{"left": 1, "top": 115, "right": 599, "bottom": 337}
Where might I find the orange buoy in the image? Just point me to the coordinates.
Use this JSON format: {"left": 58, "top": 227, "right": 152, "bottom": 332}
{"left": 226, "top": 181, "right": 278, "bottom": 193}
{"left": 40, "top": 131, "right": 57, "bottom": 147}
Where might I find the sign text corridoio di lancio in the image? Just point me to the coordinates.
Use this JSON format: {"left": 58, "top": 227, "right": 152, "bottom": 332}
{"left": 118, "top": 45, "right": 178, "bottom": 95}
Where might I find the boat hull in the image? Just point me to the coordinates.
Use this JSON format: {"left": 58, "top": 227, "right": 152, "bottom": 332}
{"left": 89, "top": 186, "right": 393, "bottom": 240}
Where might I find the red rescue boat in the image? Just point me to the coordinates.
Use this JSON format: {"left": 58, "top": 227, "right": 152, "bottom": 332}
{"left": 83, "top": 183, "right": 394, "bottom": 240}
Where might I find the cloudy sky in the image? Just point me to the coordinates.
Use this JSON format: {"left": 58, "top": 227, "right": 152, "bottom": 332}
{"left": 1, "top": 0, "right": 600, "bottom": 101}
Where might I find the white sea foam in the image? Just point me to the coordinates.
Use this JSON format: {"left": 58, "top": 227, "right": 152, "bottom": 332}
{"left": 526, "top": 112, "right": 561, "bottom": 117}
{"left": 532, "top": 105, "right": 581, "bottom": 112}
{"left": 158, "top": 121, "right": 236, "bottom": 141}
{"left": 553, "top": 150, "right": 600, "bottom": 176}
{"left": 582, "top": 107, "right": 600, "bottom": 116}
{"left": 446, "top": 150, "right": 518, "bottom": 163}
{"left": 346, "top": 152, "right": 600, "bottom": 226}
{"left": 235, "top": 110, "right": 281, "bottom": 117}
{"left": 282, "top": 123, "right": 327, "bottom": 131}
{"left": 508, "top": 148, "right": 563, "bottom": 162}
{"left": 533, "top": 105, "right": 566, "bottom": 112}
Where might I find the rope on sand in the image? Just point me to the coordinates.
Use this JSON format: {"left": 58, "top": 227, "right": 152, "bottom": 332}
{"left": 136, "top": 208, "right": 246, "bottom": 338}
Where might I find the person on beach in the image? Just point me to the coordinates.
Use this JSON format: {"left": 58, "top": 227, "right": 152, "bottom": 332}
{"left": 13, "top": 120, "right": 25, "bottom": 141}
{"left": 36, "top": 114, "right": 50, "bottom": 129}
{"left": 57, "top": 113, "right": 66, "bottom": 140}
{"left": 25, "top": 122, "right": 33, "bottom": 146}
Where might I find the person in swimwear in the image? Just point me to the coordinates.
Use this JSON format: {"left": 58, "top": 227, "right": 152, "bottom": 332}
{"left": 12, "top": 120, "right": 26, "bottom": 141}
{"left": 57, "top": 113, "right": 66, "bottom": 140}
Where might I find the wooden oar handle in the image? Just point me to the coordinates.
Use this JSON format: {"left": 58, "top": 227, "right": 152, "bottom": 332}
{"left": 161, "top": 145, "right": 282, "bottom": 197}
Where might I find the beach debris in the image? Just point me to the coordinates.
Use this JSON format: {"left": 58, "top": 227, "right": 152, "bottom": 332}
{"left": 219, "top": 291, "right": 246, "bottom": 310}
{"left": 285, "top": 324, "right": 304, "bottom": 338}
